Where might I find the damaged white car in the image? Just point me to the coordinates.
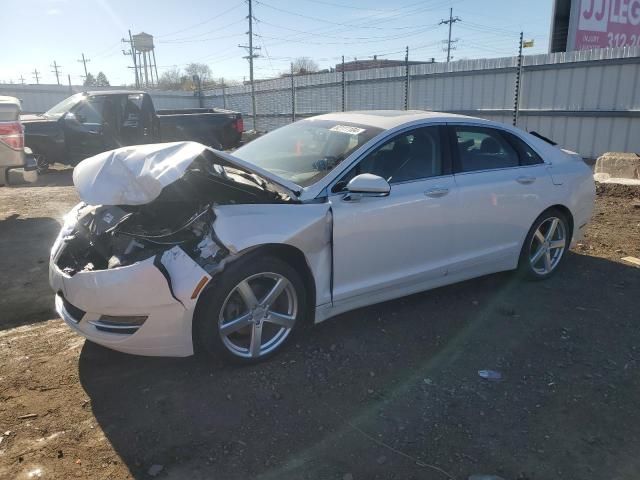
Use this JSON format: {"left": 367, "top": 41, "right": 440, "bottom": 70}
{"left": 49, "top": 111, "right": 594, "bottom": 363}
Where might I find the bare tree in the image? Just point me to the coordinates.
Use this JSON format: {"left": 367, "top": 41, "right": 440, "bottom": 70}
{"left": 185, "top": 63, "right": 212, "bottom": 84}
{"left": 158, "top": 67, "right": 186, "bottom": 90}
{"left": 291, "top": 57, "right": 319, "bottom": 75}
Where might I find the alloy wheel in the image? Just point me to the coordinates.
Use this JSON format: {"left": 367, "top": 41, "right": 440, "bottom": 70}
{"left": 529, "top": 217, "right": 567, "bottom": 275}
{"left": 218, "top": 272, "right": 298, "bottom": 359}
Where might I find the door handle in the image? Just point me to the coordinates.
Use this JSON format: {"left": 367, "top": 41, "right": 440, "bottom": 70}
{"left": 516, "top": 176, "right": 536, "bottom": 184}
{"left": 424, "top": 187, "right": 449, "bottom": 198}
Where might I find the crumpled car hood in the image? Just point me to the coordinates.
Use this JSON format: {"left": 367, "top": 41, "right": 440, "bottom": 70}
{"left": 73, "top": 141, "right": 301, "bottom": 206}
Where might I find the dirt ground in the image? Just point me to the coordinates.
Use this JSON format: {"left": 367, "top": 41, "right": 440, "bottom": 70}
{"left": 0, "top": 171, "right": 639, "bottom": 480}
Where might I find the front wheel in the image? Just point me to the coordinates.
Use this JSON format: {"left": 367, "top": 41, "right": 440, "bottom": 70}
{"left": 194, "top": 256, "right": 307, "bottom": 364}
{"left": 518, "top": 209, "right": 570, "bottom": 280}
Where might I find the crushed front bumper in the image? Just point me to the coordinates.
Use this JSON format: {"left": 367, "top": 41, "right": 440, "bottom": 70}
{"left": 50, "top": 243, "right": 212, "bottom": 357}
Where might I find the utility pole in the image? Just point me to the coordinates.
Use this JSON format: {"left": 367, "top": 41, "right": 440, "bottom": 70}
{"left": 51, "top": 61, "right": 61, "bottom": 85}
{"left": 122, "top": 30, "right": 139, "bottom": 88}
{"left": 77, "top": 53, "right": 90, "bottom": 78}
{"left": 239, "top": 0, "right": 260, "bottom": 131}
{"left": 19, "top": 75, "right": 25, "bottom": 85}
{"left": 32, "top": 69, "right": 40, "bottom": 84}
{"left": 439, "top": 8, "right": 461, "bottom": 63}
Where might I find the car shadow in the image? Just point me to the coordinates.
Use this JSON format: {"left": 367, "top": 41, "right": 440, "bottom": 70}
{"left": 0, "top": 215, "right": 61, "bottom": 329}
{"left": 79, "top": 252, "right": 639, "bottom": 480}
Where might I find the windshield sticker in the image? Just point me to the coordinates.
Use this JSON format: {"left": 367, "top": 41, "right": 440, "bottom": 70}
{"left": 329, "top": 125, "right": 366, "bottom": 135}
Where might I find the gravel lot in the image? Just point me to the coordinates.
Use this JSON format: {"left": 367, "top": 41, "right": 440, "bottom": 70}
{"left": 0, "top": 171, "right": 639, "bottom": 480}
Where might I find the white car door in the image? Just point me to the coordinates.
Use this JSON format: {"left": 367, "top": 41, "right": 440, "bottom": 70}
{"left": 329, "top": 125, "right": 457, "bottom": 306}
{"left": 447, "top": 124, "right": 556, "bottom": 275}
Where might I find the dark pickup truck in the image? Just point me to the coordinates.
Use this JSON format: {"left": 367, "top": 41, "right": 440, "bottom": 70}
{"left": 22, "top": 90, "right": 243, "bottom": 165}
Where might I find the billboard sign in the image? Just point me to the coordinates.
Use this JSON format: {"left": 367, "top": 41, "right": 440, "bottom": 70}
{"left": 569, "top": 0, "right": 640, "bottom": 49}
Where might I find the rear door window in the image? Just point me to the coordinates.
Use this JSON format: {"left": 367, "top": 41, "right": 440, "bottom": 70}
{"left": 453, "top": 126, "right": 519, "bottom": 173}
{"left": 502, "top": 131, "right": 544, "bottom": 165}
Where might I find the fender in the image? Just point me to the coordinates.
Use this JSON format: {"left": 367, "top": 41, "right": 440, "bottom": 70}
{"left": 212, "top": 203, "right": 334, "bottom": 308}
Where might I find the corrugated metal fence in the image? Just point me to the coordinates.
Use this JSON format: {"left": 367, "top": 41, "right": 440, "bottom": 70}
{"left": 204, "top": 47, "right": 640, "bottom": 159}
{"left": 0, "top": 84, "right": 200, "bottom": 114}
{"left": 2, "top": 47, "right": 638, "bottom": 159}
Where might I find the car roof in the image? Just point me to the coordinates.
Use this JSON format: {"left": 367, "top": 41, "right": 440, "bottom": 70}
{"left": 0, "top": 96, "right": 21, "bottom": 107}
{"left": 310, "top": 110, "right": 480, "bottom": 130}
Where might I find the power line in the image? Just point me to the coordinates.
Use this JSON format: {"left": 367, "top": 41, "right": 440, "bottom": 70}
{"left": 158, "top": 18, "right": 247, "bottom": 43}
{"left": 255, "top": 0, "right": 445, "bottom": 31}
{"left": 439, "top": 7, "right": 461, "bottom": 62}
{"left": 157, "top": 1, "right": 245, "bottom": 38}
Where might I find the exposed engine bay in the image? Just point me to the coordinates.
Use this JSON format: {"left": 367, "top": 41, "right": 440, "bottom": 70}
{"left": 55, "top": 151, "right": 297, "bottom": 276}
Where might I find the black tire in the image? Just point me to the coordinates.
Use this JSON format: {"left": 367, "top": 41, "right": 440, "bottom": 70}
{"left": 518, "top": 208, "right": 570, "bottom": 281}
{"left": 194, "top": 255, "right": 307, "bottom": 365}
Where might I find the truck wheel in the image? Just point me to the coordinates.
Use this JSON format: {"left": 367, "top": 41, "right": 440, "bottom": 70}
{"left": 34, "top": 154, "right": 49, "bottom": 174}
{"left": 194, "top": 255, "right": 307, "bottom": 364}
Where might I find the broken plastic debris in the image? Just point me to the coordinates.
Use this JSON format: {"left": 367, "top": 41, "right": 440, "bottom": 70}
{"left": 621, "top": 256, "right": 640, "bottom": 267}
{"left": 478, "top": 370, "right": 502, "bottom": 381}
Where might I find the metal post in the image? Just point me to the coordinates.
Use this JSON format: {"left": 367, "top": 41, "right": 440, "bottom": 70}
{"left": 142, "top": 52, "right": 149, "bottom": 88}
{"left": 404, "top": 46, "right": 410, "bottom": 110}
{"left": 513, "top": 31, "right": 524, "bottom": 127}
{"left": 341, "top": 55, "right": 346, "bottom": 112}
{"left": 291, "top": 62, "right": 296, "bottom": 122}
{"left": 221, "top": 79, "right": 227, "bottom": 109}
{"left": 194, "top": 75, "right": 203, "bottom": 108}
{"left": 137, "top": 52, "right": 143, "bottom": 87}
{"left": 152, "top": 49, "right": 159, "bottom": 87}
{"left": 67, "top": 74, "right": 72, "bottom": 95}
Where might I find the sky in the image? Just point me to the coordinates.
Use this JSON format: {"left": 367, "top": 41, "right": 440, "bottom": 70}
{"left": 1, "top": 0, "right": 553, "bottom": 86}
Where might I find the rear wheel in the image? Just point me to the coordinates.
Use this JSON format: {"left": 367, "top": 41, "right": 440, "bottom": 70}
{"left": 194, "top": 256, "right": 306, "bottom": 364}
{"left": 519, "top": 209, "right": 570, "bottom": 280}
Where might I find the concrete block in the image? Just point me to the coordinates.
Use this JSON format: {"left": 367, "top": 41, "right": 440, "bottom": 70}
{"left": 595, "top": 152, "right": 640, "bottom": 180}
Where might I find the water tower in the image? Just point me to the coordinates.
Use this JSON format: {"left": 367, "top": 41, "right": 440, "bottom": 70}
{"left": 132, "top": 32, "right": 158, "bottom": 88}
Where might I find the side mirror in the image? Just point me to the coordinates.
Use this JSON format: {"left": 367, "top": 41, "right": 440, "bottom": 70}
{"left": 345, "top": 173, "right": 390, "bottom": 199}
{"left": 63, "top": 112, "right": 79, "bottom": 123}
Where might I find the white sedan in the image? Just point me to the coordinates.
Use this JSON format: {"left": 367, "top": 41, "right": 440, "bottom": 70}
{"left": 49, "top": 111, "right": 594, "bottom": 363}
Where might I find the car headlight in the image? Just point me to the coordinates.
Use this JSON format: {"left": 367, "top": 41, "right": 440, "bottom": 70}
{"left": 51, "top": 202, "right": 84, "bottom": 258}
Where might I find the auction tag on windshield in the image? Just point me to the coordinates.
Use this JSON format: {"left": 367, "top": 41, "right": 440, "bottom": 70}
{"left": 329, "top": 125, "right": 365, "bottom": 135}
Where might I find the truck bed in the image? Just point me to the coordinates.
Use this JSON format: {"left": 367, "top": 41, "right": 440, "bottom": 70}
{"left": 157, "top": 108, "right": 243, "bottom": 150}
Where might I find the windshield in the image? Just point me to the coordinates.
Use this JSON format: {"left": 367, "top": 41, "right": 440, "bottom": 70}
{"left": 44, "top": 93, "right": 85, "bottom": 118}
{"left": 232, "top": 119, "right": 383, "bottom": 187}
